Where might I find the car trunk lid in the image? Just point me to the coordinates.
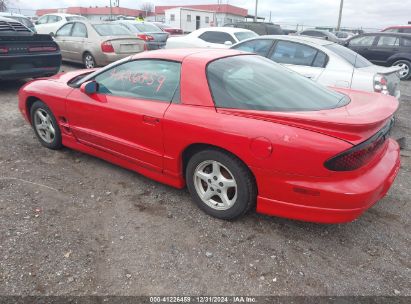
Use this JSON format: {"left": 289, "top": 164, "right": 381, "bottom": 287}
{"left": 356, "top": 65, "right": 401, "bottom": 97}
{"left": 217, "top": 88, "right": 398, "bottom": 145}
{"left": 105, "top": 36, "right": 145, "bottom": 54}
{"left": 146, "top": 32, "right": 169, "bottom": 42}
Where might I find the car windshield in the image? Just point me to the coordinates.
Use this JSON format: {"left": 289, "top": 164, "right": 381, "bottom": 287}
{"left": 133, "top": 23, "right": 161, "bottom": 32}
{"left": 207, "top": 55, "right": 350, "bottom": 112}
{"left": 324, "top": 43, "right": 372, "bottom": 68}
{"left": 66, "top": 16, "right": 86, "bottom": 21}
{"left": 93, "top": 24, "right": 131, "bottom": 36}
{"left": 234, "top": 31, "right": 258, "bottom": 41}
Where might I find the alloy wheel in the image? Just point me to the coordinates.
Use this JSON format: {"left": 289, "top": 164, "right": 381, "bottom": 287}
{"left": 33, "top": 108, "right": 56, "bottom": 144}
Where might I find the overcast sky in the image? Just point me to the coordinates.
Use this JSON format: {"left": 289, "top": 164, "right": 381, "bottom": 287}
{"left": 10, "top": 0, "right": 411, "bottom": 29}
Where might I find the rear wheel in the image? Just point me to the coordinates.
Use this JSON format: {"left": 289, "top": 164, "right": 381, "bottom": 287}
{"left": 392, "top": 60, "right": 411, "bottom": 80}
{"left": 30, "top": 101, "right": 62, "bottom": 150}
{"left": 186, "top": 149, "right": 256, "bottom": 220}
{"left": 83, "top": 52, "right": 96, "bottom": 69}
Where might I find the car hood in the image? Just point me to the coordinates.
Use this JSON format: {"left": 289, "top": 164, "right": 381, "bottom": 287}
{"left": 46, "top": 69, "right": 98, "bottom": 83}
{"left": 217, "top": 88, "right": 398, "bottom": 145}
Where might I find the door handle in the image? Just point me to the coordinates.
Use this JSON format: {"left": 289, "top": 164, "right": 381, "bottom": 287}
{"left": 142, "top": 115, "right": 160, "bottom": 125}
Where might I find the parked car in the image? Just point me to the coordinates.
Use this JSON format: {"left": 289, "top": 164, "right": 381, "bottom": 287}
{"left": 166, "top": 27, "right": 258, "bottom": 49}
{"left": 152, "top": 22, "right": 183, "bottom": 35}
{"left": 18, "top": 49, "right": 400, "bottom": 223}
{"left": 299, "top": 29, "right": 343, "bottom": 44}
{"left": 382, "top": 25, "right": 411, "bottom": 34}
{"left": 346, "top": 32, "right": 411, "bottom": 80}
{"left": 0, "top": 17, "right": 61, "bottom": 80}
{"left": 0, "top": 12, "right": 36, "bottom": 32}
{"left": 231, "top": 36, "right": 401, "bottom": 98}
{"left": 224, "top": 22, "right": 283, "bottom": 35}
{"left": 114, "top": 20, "right": 169, "bottom": 50}
{"left": 35, "top": 13, "right": 87, "bottom": 35}
{"left": 333, "top": 31, "right": 355, "bottom": 40}
{"left": 53, "top": 20, "right": 145, "bottom": 68}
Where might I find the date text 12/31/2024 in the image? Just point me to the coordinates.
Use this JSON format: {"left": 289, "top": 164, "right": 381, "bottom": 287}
{"left": 149, "top": 296, "right": 257, "bottom": 303}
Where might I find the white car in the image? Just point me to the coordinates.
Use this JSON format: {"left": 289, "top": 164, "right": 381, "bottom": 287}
{"left": 35, "top": 13, "right": 87, "bottom": 35}
{"left": 232, "top": 35, "right": 401, "bottom": 98}
{"left": 166, "top": 27, "right": 258, "bottom": 49}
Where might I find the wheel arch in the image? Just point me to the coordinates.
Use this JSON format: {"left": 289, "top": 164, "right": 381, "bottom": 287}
{"left": 387, "top": 54, "right": 411, "bottom": 66}
{"left": 181, "top": 143, "right": 258, "bottom": 192}
{"left": 26, "top": 96, "right": 42, "bottom": 123}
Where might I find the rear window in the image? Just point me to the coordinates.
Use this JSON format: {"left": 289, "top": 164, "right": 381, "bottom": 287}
{"left": 324, "top": 43, "right": 372, "bottom": 68}
{"left": 133, "top": 23, "right": 161, "bottom": 32}
{"left": 92, "top": 24, "right": 131, "bottom": 36}
{"left": 66, "top": 16, "right": 86, "bottom": 21}
{"left": 7, "top": 16, "right": 34, "bottom": 29}
{"left": 234, "top": 31, "right": 258, "bottom": 41}
{"left": 207, "top": 55, "right": 350, "bottom": 112}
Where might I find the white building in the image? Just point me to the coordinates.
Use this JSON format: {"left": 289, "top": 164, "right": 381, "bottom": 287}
{"left": 165, "top": 7, "right": 215, "bottom": 32}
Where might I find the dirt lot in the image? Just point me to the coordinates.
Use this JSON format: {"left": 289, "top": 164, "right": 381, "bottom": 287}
{"left": 0, "top": 64, "right": 410, "bottom": 296}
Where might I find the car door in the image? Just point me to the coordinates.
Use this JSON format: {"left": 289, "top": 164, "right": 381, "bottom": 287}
{"left": 231, "top": 39, "right": 275, "bottom": 56}
{"left": 268, "top": 40, "right": 327, "bottom": 80}
{"left": 54, "top": 23, "right": 74, "bottom": 60}
{"left": 64, "top": 22, "right": 88, "bottom": 62}
{"left": 347, "top": 35, "right": 377, "bottom": 62}
{"left": 369, "top": 35, "right": 400, "bottom": 64}
{"left": 197, "top": 31, "right": 236, "bottom": 48}
{"left": 65, "top": 59, "right": 181, "bottom": 171}
{"left": 35, "top": 15, "right": 49, "bottom": 34}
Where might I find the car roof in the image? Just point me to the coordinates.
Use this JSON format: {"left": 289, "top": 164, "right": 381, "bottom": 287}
{"left": 131, "top": 48, "right": 245, "bottom": 62}
{"left": 196, "top": 26, "right": 254, "bottom": 34}
{"left": 255, "top": 35, "right": 334, "bottom": 46}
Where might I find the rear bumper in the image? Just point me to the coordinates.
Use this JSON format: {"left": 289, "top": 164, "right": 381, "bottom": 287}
{"left": 0, "top": 53, "right": 61, "bottom": 80}
{"left": 254, "top": 139, "right": 401, "bottom": 224}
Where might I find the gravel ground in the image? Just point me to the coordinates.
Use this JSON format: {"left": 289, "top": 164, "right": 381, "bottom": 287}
{"left": 0, "top": 64, "right": 410, "bottom": 296}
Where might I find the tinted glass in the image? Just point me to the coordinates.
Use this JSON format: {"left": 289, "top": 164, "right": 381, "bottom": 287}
{"left": 207, "top": 55, "right": 349, "bottom": 112}
{"left": 199, "top": 31, "right": 235, "bottom": 44}
{"left": 312, "top": 51, "right": 327, "bottom": 67}
{"left": 56, "top": 23, "right": 74, "bottom": 36}
{"left": 234, "top": 31, "right": 258, "bottom": 41}
{"left": 302, "top": 31, "right": 325, "bottom": 37}
{"left": 349, "top": 35, "right": 376, "bottom": 46}
{"left": 71, "top": 22, "right": 87, "bottom": 37}
{"left": 324, "top": 43, "right": 372, "bottom": 68}
{"left": 95, "top": 60, "right": 181, "bottom": 102}
{"left": 8, "top": 16, "right": 33, "bottom": 28}
{"left": 133, "top": 23, "right": 161, "bottom": 32}
{"left": 266, "top": 24, "right": 283, "bottom": 35}
{"left": 402, "top": 38, "right": 411, "bottom": 46}
{"left": 93, "top": 24, "right": 131, "bottom": 36}
{"left": 48, "top": 15, "right": 61, "bottom": 23}
{"left": 270, "top": 41, "right": 319, "bottom": 66}
{"left": 232, "top": 39, "right": 273, "bottom": 56}
{"left": 377, "top": 36, "right": 399, "bottom": 46}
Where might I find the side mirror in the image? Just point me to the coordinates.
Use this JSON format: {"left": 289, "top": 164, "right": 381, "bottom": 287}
{"left": 224, "top": 41, "right": 233, "bottom": 46}
{"left": 80, "top": 81, "right": 99, "bottom": 94}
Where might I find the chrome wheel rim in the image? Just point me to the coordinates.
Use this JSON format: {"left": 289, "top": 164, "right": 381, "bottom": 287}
{"left": 394, "top": 62, "right": 410, "bottom": 79}
{"left": 34, "top": 109, "right": 55, "bottom": 144}
{"left": 193, "top": 160, "right": 237, "bottom": 211}
{"left": 85, "top": 55, "right": 95, "bottom": 69}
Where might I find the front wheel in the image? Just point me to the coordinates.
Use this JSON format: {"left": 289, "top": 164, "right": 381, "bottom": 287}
{"left": 30, "top": 101, "right": 62, "bottom": 150}
{"left": 186, "top": 149, "right": 256, "bottom": 220}
{"left": 392, "top": 60, "right": 411, "bottom": 80}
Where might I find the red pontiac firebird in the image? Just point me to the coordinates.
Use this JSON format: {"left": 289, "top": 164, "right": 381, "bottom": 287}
{"left": 18, "top": 49, "right": 401, "bottom": 223}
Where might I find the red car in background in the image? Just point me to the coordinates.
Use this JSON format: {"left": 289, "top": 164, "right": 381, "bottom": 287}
{"left": 152, "top": 22, "right": 183, "bottom": 35}
{"left": 18, "top": 49, "right": 400, "bottom": 224}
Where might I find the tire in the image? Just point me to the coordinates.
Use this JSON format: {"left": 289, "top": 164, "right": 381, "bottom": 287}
{"left": 30, "top": 101, "right": 62, "bottom": 150}
{"left": 83, "top": 52, "right": 96, "bottom": 69}
{"left": 186, "top": 149, "right": 256, "bottom": 220}
{"left": 392, "top": 59, "right": 411, "bottom": 80}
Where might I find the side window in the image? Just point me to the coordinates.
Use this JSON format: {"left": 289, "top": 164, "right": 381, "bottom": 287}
{"left": 303, "top": 31, "right": 324, "bottom": 37}
{"left": 187, "top": 15, "right": 191, "bottom": 22}
{"left": 401, "top": 38, "right": 411, "bottom": 47}
{"left": 377, "top": 36, "right": 399, "bottom": 47}
{"left": 270, "top": 41, "right": 319, "bottom": 66}
{"left": 349, "top": 36, "right": 376, "bottom": 46}
{"left": 199, "top": 31, "right": 235, "bottom": 44}
{"left": 47, "top": 15, "right": 61, "bottom": 23}
{"left": 170, "top": 14, "right": 175, "bottom": 21}
{"left": 233, "top": 39, "right": 274, "bottom": 56}
{"left": 72, "top": 23, "right": 87, "bottom": 38}
{"left": 312, "top": 51, "right": 328, "bottom": 67}
{"left": 37, "top": 16, "right": 48, "bottom": 24}
{"left": 56, "top": 23, "right": 74, "bottom": 37}
{"left": 94, "top": 60, "right": 181, "bottom": 102}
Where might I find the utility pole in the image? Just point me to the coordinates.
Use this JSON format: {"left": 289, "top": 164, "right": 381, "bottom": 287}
{"left": 109, "top": 0, "right": 113, "bottom": 20}
{"left": 336, "top": 0, "right": 344, "bottom": 31}
{"left": 254, "top": 0, "right": 258, "bottom": 22}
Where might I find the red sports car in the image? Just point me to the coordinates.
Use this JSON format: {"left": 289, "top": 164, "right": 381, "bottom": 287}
{"left": 18, "top": 49, "right": 401, "bottom": 223}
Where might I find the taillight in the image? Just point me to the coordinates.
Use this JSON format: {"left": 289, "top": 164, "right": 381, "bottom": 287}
{"left": 101, "top": 41, "right": 114, "bottom": 53}
{"left": 374, "top": 74, "right": 389, "bottom": 95}
{"left": 137, "top": 34, "right": 154, "bottom": 41}
{"left": 324, "top": 119, "right": 393, "bottom": 171}
{"left": 0, "top": 46, "right": 8, "bottom": 54}
{"left": 28, "top": 46, "right": 57, "bottom": 52}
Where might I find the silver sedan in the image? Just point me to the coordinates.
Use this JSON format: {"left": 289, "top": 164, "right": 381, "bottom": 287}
{"left": 54, "top": 20, "right": 146, "bottom": 68}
